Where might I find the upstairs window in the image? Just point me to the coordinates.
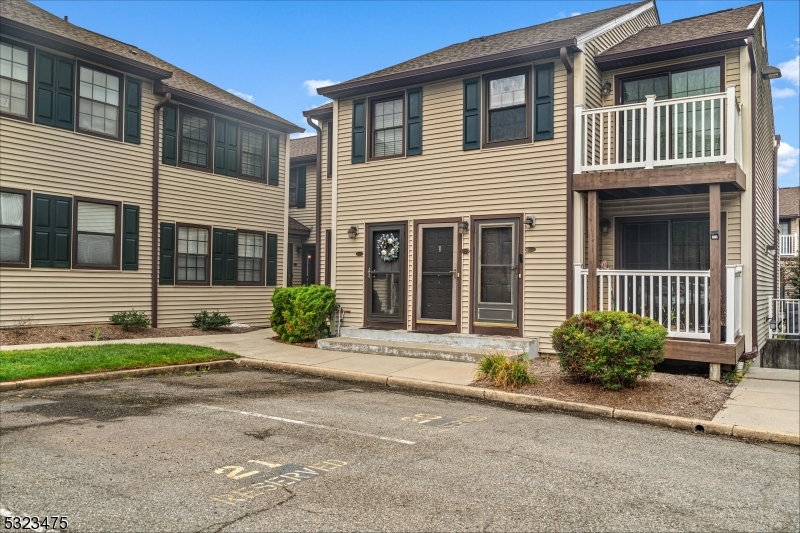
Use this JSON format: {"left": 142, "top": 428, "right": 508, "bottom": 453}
{"left": 486, "top": 70, "right": 529, "bottom": 144}
{"left": 78, "top": 65, "right": 121, "bottom": 138}
{"left": 180, "top": 111, "right": 211, "bottom": 170}
{"left": 74, "top": 199, "right": 119, "bottom": 268}
{"left": 0, "top": 40, "right": 31, "bottom": 119}
{"left": 240, "top": 129, "right": 265, "bottom": 180}
{"left": 371, "top": 96, "right": 404, "bottom": 159}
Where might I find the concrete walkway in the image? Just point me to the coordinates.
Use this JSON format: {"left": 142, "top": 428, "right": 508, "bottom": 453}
{"left": 713, "top": 367, "right": 800, "bottom": 435}
{"left": 1, "top": 330, "right": 478, "bottom": 386}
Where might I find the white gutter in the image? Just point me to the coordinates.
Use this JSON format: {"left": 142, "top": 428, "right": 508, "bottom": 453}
{"left": 575, "top": 1, "right": 656, "bottom": 51}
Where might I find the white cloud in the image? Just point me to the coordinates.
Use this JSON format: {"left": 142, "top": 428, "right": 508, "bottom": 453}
{"left": 772, "top": 87, "right": 797, "bottom": 98}
{"left": 778, "top": 55, "right": 799, "bottom": 86}
{"left": 226, "top": 89, "right": 254, "bottom": 103}
{"left": 778, "top": 142, "right": 800, "bottom": 179}
{"left": 302, "top": 79, "right": 340, "bottom": 97}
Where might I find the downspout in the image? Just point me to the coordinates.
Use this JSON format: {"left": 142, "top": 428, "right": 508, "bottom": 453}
{"left": 306, "top": 116, "right": 323, "bottom": 283}
{"left": 560, "top": 46, "right": 574, "bottom": 317}
{"left": 742, "top": 36, "right": 758, "bottom": 360}
{"left": 773, "top": 134, "right": 781, "bottom": 299}
{"left": 151, "top": 92, "right": 171, "bottom": 328}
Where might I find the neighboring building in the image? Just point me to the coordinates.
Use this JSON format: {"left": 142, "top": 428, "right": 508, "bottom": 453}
{"left": 0, "top": 0, "right": 303, "bottom": 328}
{"left": 779, "top": 186, "right": 798, "bottom": 259}
{"left": 318, "top": 1, "right": 779, "bottom": 371}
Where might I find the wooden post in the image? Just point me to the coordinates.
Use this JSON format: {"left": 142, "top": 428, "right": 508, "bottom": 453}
{"left": 587, "top": 190, "right": 599, "bottom": 311}
{"left": 709, "top": 184, "right": 721, "bottom": 344}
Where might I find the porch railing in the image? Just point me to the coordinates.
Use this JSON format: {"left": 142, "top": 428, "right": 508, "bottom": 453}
{"left": 574, "top": 85, "right": 741, "bottom": 173}
{"left": 780, "top": 233, "right": 798, "bottom": 257}
{"left": 574, "top": 264, "right": 743, "bottom": 343}
{"left": 769, "top": 298, "right": 800, "bottom": 339}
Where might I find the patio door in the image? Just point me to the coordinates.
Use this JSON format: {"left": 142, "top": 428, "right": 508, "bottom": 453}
{"left": 473, "top": 218, "right": 519, "bottom": 333}
{"left": 417, "top": 224, "right": 457, "bottom": 330}
{"left": 366, "top": 223, "right": 406, "bottom": 326}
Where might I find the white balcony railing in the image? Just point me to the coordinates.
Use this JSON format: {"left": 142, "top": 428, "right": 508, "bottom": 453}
{"left": 780, "top": 233, "right": 798, "bottom": 257}
{"left": 574, "top": 85, "right": 741, "bottom": 173}
{"left": 769, "top": 298, "right": 800, "bottom": 339}
{"left": 574, "top": 264, "right": 743, "bottom": 344}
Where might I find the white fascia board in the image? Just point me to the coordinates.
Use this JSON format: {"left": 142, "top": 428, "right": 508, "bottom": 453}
{"left": 747, "top": 6, "right": 763, "bottom": 29}
{"left": 575, "top": 1, "right": 656, "bottom": 51}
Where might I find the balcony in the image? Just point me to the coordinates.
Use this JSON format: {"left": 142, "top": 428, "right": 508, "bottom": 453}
{"left": 573, "top": 86, "right": 745, "bottom": 193}
{"left": 780, "top": 233, "right": 798, "bottom": 257}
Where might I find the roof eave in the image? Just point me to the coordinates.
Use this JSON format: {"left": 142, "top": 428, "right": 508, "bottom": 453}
{"left": 0, "top": 17, "right": 173, "bottom": 80}
{"left": 595, "top": 29, "right": 754, "bottom": 71}
{"left": 319, "top": 38, "right": 579, "bottom": 99}
{"left": 303, "top": 106, "right": 333, "bottom": 120}
{"left": 155, "top": 82, "right": 304, "bottom": 134}
{"left": 290, "top": 154, "right": 317, "bottom": 165}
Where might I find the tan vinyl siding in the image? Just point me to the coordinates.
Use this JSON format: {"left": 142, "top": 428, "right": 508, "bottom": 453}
{"left": 289, "top": 162, "right": 317, "bottom": 241}
{"left": 320, "top": 120, "right": 333, "bottom": 284}
{"left": 0, "top": 79, "right": 155, "bottom": 327}
{"left": 158, "top": 118, "right": 286, "bottom": 328}
{"left": 598, "top": 193, "right": 742, "bottom": 268}
{"left": 582, "top": 7, "right": 659, "bottom": 109}
{"left": 335, "top": 60, "right": 569, "bottom": 352}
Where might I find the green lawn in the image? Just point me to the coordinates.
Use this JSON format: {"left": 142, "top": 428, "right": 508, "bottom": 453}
{"left": 0, "top": 343, "right": 238, "bottom": 382}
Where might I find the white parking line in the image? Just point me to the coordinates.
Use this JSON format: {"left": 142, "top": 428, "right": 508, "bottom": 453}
{"left": 199, "top": 405, "right": 416, "bottom": 445}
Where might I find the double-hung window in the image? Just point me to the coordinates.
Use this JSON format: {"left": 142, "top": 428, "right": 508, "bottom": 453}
{"left": 177, "top": 225, "right": 209, "bottom": 283}
{"left": 180, "top": 110, "right": 212, "bottom": 170}
{"left": 237, "top": 231, "right": 264, "bottom": 285}
{"left": 371, "top": 96, "right": 404, "bottom": 159}
{"left": 486, "top": 70, "right": 529, "bottom": 144}
{"left": 240, "top": 129, "right": 265, "bottom": 180}
{"left": 78, "top": 64, "right": 121, "bottom": 138}
{"left": 0, "top": 189, "right": 30, "bottom": 267}
{"left": 74, "top": 199, "right": 120, "bottom": 269}
{"left": 0, "top": 40, "right": 31, "bottom": 119}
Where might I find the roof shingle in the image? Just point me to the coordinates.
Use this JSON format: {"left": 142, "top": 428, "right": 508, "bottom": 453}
{"left": 290, "top": 136, "right": 317, "bottom": 159}
{"left": 780, "top": 187, "right": 799, "bottom": 218}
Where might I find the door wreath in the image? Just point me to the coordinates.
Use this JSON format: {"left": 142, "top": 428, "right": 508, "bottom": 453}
{"left": 376, "top": 233, "right": 400, "bottom": 262}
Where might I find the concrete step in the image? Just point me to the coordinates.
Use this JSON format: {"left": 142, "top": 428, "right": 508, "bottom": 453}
{"left": 337, "top": 327, "right": 538, "bottom": 357}
{"left": 317, "top": 337, "right": 521, "bottom": 364}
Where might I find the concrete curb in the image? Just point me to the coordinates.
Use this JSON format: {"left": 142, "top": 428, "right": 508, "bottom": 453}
{"left": 235, "top": 357, "right": 800, "bottom": 446}
{"left": 0, "top": 360, "right": 237, "bottom": 391}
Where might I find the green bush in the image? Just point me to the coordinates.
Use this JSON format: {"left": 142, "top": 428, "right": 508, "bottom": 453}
{"left": 551, "top": 311, "right": 667, "bottom": 390}
{"left": 109, "top": 310, "right": 150, "bottom": 331}
{"left": 192, "top": 310, "right": 231, "bottom": 331}
{"left": 270, "top": 285, "right": 337, "bottom": 343}
{"left": 476, "top": 353, "right": 536, "bottom": 390}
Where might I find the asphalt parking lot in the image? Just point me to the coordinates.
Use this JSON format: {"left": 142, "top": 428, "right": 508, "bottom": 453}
{"left": 1, "top": 368, "right": 798, "bottom": 532}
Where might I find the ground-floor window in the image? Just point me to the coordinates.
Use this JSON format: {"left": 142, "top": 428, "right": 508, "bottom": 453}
{"left": 619, "top": 217, "right": 710, "bottom": 271}
{"left": 237, "top": 231, "right": 264, "bottom": 284}
{"left": 74, "top": 198, "right": 120, "bottom": 269}
{"left": 0, "top": 189, "right": 29, "bottom": 266}
{"left": 177, "top": 225, "right": 209, "bottom": 284}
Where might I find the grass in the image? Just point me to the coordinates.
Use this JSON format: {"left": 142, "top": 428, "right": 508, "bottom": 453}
{"left": 476, "top": 353, "right": 537, "bottom": 390}
{"left": 0, "top": 343, "right": 238, "bottom": 382}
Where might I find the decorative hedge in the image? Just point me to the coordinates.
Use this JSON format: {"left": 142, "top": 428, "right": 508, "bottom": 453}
{"left": 270, "top": 285, "right": 337, "bottom": 343}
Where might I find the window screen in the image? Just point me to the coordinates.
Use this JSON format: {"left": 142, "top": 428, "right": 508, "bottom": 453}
{"left": 372, "top": 98, "right": 403, "bottom": 157}
{"left": 181, "top": 113, "right": 210, "bottom": 167}
{"left": 237, "top": 232, "right": 263, "bottom": 283}
{"left": 78, "top": 66, "right": 120, "bottom": 136}
{"left": 0, "top": 42, "right": 28, "bottom": 117}
{"left": 488, "top": 74, "right": 527, "bottom": 142}
{"left": 76, "top": 201, "right": 117, "bottom": 266}
{"left": 0, "top": 191, "right": 24, "bottom": 263}
{"left": 241, "top": 129, "right": 264, "bottom": 179}
{"left": 177, "top": 226, "right": 208, "bottom": 281}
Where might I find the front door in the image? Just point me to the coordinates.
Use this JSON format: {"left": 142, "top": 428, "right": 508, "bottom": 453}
{"left": 418, "top": 224, "right": 457, "bottom": 328}
{"left": 366, "top": 223, "right": 406, "bottom": 325}
{"left": 301, "top": 245, "right": 315, "bottom": 285}
{"left": 473, "top": 218, "right": 519, "bottom": 332}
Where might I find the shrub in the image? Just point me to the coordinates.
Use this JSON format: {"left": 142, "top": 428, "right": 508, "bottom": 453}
{"left": 192, "top": 310, "right": 231, "bottom": 331}
{"left": 551, "top": 311, "right": 667, "bottom": 390}
{"left": 270, "top": 285, "right": 337, "bottom": 343}
{"left": 109, "top": 310, "right": 150, "bottom": 331}
{"left": 476, "top": 353, "right": 536, "bottom": 390}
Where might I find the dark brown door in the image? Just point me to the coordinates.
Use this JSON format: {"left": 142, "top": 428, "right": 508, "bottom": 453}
{"left": 366, "top": 223, "right": 405, "bottom": 324}
{"left": 301, "top": 245, "right": 315, "bottom": 285}
{"left": 474, "top": 219, "right": 519, "bottom": 327}
{"left": 420, "top": 227, "right": 455, "bottom": 321}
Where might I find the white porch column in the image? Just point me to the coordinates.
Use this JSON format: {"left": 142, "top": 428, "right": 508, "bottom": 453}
{"left": 645, "top": 94, "right": 655, "bottom": 169}
{"left": 574, "top": 105, "right": 583, "bottom": 173}
{"left": 726, "top": 85, "right": 737, "bottom": 164}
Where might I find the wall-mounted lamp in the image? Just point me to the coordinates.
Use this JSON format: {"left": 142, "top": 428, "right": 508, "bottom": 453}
{"left": 601, "top": 80, "right": 612, "bottom": 97}
{"left": 710, "top": 230, "right": 720, "bottom": 241}
{"left": 600, "top": 219, "right": 611, "bottom": 234}
{"left": 768, "top": 317, "right": 776, "bottom": 330}
{"left": 761, "top": 65, "right": 782, "bottom": 80}
{"left": 347, "top": 225, "right": 359, "bottom": 238}
{"left": 458, "top": 220, "right": 469, "bottom": 234}
{"left": 296, "top": 245, "right": 302, "bottom": 254}
{"left": 524, "top": 215, "right": 536, "bottom": 229}
{"left": 766, "top": 244, "right": 777, "bottom": 254}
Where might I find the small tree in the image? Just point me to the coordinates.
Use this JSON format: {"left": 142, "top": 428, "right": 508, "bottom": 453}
{"left": 270, "top": 285, "right": 336, "bottom": 343}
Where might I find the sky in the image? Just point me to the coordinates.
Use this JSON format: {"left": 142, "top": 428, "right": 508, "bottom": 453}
{"left": 32, "top": 0, "right": 800, "bottom": 188}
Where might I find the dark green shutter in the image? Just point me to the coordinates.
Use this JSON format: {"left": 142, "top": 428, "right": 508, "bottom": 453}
{"left": 463, "top": 78, "right": 480, "bottom": 150}
{"left": 266, "top": 233, "right": 278, "bottom": 286}
{"left": 162, "top": 105, "right": 178, "bottom": 166}
{"left": 124, "top": 77, "right": 141, "bottom": 144}
{"left": 35, "top": 52, "right": 74, "bottom": 130}
{"left": 122, "top": 204, "right": 139, "bottom": 270}
{"left": 407, "top": 88, "right": 422, "bottom": 156}
{"left": 32, "top": 194, "right": 71, "bottom": 268}
{"left": 351, "top": 99, "right": 366, "bottom": 163}
{"left": 214, "top": 119, "right": 238, "bottom": 177}
{"left": 534, "top": 63, "right": 554, "bottom": 141}
{"left": 159, "top": 222, "right": 175, "bottom": 285}
{"left": 212, "top": 228, "right": 236, "bottom": 286}
{"left": 268, "top": 133, "right": 280, "bottom": 185}
{"left": 296, "top": 166, "right": 307, "bottom": 208}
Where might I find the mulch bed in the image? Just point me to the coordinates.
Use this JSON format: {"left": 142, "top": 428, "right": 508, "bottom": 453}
{"left": 1, "top": 324, "right": 261, "bottom": 346}
{"left": 474, "top": 356, "right": 736, "bottom": 420}
{"left": 269, "top": 336, "right": 318, "bottom": 348}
